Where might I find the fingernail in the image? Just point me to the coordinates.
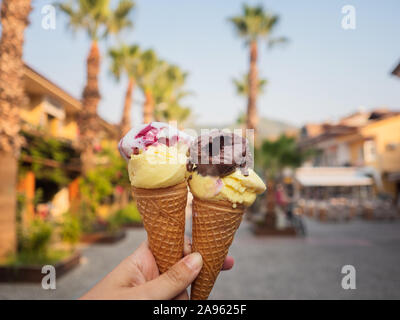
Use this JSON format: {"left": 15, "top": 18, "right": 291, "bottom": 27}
{"left": 184, "top": 252, "right": 203, "bottom": 270}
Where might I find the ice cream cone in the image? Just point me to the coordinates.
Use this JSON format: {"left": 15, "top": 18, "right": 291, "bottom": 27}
{"left": 132, "top": 182, "right": 188, "bottom": 274}
{"left": 190, "top": 197, "right": 244, "bottom": 300}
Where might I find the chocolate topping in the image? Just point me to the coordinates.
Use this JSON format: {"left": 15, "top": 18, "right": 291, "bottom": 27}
{"left": 187, "top": 130, "right": 253, "bottom": 177}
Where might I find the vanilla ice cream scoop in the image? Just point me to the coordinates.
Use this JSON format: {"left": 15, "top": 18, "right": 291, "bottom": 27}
{"left": 119, "top": 122, "right": 193, "bottom": 189}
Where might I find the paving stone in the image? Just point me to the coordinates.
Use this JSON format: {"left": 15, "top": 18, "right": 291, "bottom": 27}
{"left": 1, "top": 218, "right": 399, "bottom": 299}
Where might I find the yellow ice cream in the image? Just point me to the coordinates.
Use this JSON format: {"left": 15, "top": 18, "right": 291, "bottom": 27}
{"left": 188, "top": 169, "right": 266, "bottom": 207}
{"left": 128, "top": 144, "right": 188, "bottom": 189}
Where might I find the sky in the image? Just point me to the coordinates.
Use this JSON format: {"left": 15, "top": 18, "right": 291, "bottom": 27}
{"left": 23, "top": 0, "right": 400, "bottom": 128}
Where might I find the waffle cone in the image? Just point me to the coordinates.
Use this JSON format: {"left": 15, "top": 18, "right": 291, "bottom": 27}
{"left": 190, "top": 197, "right": 244, "bottom": 300}
{"left": 132, "top": 182, "right": 187, "bottom": 274}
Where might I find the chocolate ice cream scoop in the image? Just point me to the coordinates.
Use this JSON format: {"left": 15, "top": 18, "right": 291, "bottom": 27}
{"left": 187, "top": 130, "right": 253, "bottom": 177}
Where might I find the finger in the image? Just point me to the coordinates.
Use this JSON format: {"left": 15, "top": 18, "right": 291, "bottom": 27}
{"left": 222, "top": 256, "right": 234, "bottom": 271}
{"left": 121, "top": 241, "right": 159, "bottom": 284}
{"left": 183, "top": 236, "right": 192, "bottom": 256}
{"left": 174, "top": 289, "right": 189, "bottom": 300}
{"left": 135, "top": 252, "right": 203, "bottom": 300}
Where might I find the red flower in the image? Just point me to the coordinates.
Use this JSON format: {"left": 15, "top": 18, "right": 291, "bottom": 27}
{"left": 115, "top": 185, "right": 124, "bottom": 194}
{"left": 94, "top": 144, "right": 102, "bottom": 152}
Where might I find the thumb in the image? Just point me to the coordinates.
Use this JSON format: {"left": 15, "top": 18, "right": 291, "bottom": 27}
{"left": 136, "top": 252, "right": 203, "bottom": 300}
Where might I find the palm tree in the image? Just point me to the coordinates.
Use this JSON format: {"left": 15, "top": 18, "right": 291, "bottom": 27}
{"left": 59, "top": 0, "right": 135, "bottom": 173}
{"left": 233, "top": 73, "right": 267, "bottom": 97}
{"left": 234, "top": 74, "right": 266, "bottom": 131}
{"left": 256, "top": 135, "right": 311, "bottom": 224}
{"left": 136, "top": 49, "right": 158, "bottom": 123}
{"left": 158, "top": 104, "right": 191, "bottom": 126}
{"left": 153, "top": 64, "right": 191, "bottom": 125}
{"left": 258, "top": 135, "right": 305, "bottom": 180}
{"left": 0, "top": 0, "right": 32, "bottom": 258}
{"left": 229, "top": 4, "right": 287, "bottom": 133}
{"left": 109, "top": 44, "right": 141, "bottom": 136}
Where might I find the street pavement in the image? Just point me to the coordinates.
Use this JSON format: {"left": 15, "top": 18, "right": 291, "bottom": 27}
{"left": 0, "top": 217, "right": 399, "bottom": 299}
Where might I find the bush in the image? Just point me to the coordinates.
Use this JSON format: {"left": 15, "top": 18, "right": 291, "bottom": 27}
{"left": 16, "top": 218, "right": 54, "bottom": 264}
{"left": 60, "top": 212, "right": 82, "bottom": 246}
{"left": 75, "top": 201, "right": 98, "bottom": 233}
{"left": 108, "top": 203, "right": 142, "bottom": 231}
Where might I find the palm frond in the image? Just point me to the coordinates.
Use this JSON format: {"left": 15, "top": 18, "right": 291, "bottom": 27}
{"left": 228, "top": 4, "right": 287, "bottom": 45}
{"left": 106, "top": 0, "right": 135, "bottom": 36}
{"left": 108, "top": 43, "right": 141, "bottom": 81}
{"left": 268, "top": 36, "right": 289, "bottom": 49}
{"left": 232, "top": 73, "right": 267, "bottom": 96}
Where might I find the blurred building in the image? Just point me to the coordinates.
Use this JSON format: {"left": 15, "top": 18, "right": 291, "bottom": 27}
{"left": 0, "top": 64, "right": 118, "bottom": 259}
{"left": 298, "top": 108, "right": 400, "bottom": 203}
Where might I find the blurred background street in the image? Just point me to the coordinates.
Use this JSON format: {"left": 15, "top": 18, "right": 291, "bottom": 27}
{"left": 0, "top": 0, "right": 400, "bottom": 300}
{"left": 1, "top": 217, "right": 399, "bottom": 300}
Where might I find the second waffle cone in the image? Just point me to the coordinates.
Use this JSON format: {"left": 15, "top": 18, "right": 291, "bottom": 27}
{"left": 132, "top": 182, "right": 188, "bottom": 274}
{"left": 190, "top": 197, "right": 244, "bottom": 300}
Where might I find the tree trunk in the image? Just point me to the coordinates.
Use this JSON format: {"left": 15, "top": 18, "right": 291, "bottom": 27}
{"left": 0, "top": 153, "right": 18, "bottom": 260}
{"left": 0, "top": 0, "right": 32, "bottom": 260}
{"left": 143, "top": 89, "right": 154, "bottom": 124}
{"left": 80, "top": 41, "right": 101, "bottom": 174}
{"left": 120, "top": 77, "right": 135, "bottom": 137}
{"left": 120, "top": 188, "right": 129, "bottom": 209}
{"left": 247, "top": 41, "right": 259, "bottom": 136}
{"left": 0, "top": 0, "right": 31, "bottom": 154}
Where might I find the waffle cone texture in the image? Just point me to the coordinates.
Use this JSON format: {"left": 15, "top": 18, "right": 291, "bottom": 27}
{"left": 190, "top": 197, "right": 244, "bottom": 300}
{"left": 132, "top": 182, "right": 188, "bottom": 274}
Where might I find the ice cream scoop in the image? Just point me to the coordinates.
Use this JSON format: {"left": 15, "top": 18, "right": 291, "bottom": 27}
{"left": 187, "top": 130, "right": 253, "bottom": 177}
{"left": 187, "top": 130, "right": 265, "bottom": 207}
{"left": 187, "top": 131, "right": 266, "bottom": 300}
{"left": 118, "top": 122, "right": 193, "bottom": 274}
{"left": 119, "top": 122, "right": 192, "bottom": 161}
{"left": 119, "top": 122, "right": 193, "bottom": 189}
{"left": 188, "top": 168, "right": 265, "bottom": 207}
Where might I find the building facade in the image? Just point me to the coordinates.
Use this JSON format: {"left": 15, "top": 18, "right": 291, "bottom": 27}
{"left": 299, "top": 109, "right": 400, "bottom": 203}
{"left": 0, "top": 65, "right": 118, "bottom": 259}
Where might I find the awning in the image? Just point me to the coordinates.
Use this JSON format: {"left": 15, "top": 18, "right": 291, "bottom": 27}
{"left": 295, "top": 167, "right": 373, "bottom": 187}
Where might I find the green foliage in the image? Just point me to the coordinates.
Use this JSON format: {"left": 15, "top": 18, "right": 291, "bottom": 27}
{"left": 228, "top": 4, "right": 288, "bottom": 46}
{"left": 75, "top": 201, "right": 98, "bottom": 233}
{"left": 108, "top": 43, "right": 141, "bottom": 81}
{"left": 17, "top": 218, "right": 53, "bottom": 264}
{"left": 79, "top": 147, "right": 129, "bottom": 214}
{"left": 107, "top": 203, "right": 141, "bottom": 232}
{"left": 107, "top": 0, "right": 135, "bottom": 36}
{"left": 60, "top": 212, "right": 82, "bottom": 246}
{"left": 256, "top": 134, "right": 312, "bottom": 179}
{"left": 33, "top": 188, "right": 44, "bottom": 206}
{"left": 19, "top": 132, "right": 76, "bottom": 187}
{"left": 152, "top": 63, "right": 192, "bottom": 124}
{"left": 16, "top": 192, "right": 26, "bottom": 220}
{"left": 59, "top": 0, "right": 135, "bottom": 40}
{"left": 233, "top": 73, "right": 268, "bottom": 97}
{"left": 136, "top": 49, "right": 159, "bottom": 91}
{"left": 156, "top": 103, "right": 191, "bottom": 124}
{"left": 7, "top": 249, "right": 70, "bottom": 267}
{"left": 111, "top": 203, "right": 141, "bottom": 224}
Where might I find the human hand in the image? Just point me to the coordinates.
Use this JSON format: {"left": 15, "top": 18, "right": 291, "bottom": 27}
{"left": 80, "top": 237, "right": 234, "bottom": 300}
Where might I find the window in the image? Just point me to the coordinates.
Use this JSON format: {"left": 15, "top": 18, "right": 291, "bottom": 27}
{"left": 386, "top": 143, "right": 398, "bottom": 152}
{"left": 363, "top": 140, "right": 376, "bottom": 163}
